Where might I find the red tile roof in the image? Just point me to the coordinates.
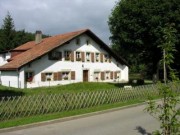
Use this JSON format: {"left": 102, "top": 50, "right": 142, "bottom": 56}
{"left": 0, "top": 29, "right": 128, "bottom": 71}
{"left": 12, "top": 41, "right": 35, "bottom": 51}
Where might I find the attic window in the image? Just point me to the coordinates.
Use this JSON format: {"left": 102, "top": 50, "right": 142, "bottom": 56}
{"left": 86, "top": 39, "right": 90, "bottom": 45}
{"left": 49, "top": 51, "right": 62, "bottom": 60}
{"left": 76, "top": 38, "right": 80, "bottom": 45}
{"left": 104, "top": 54, "right": 109, "bottom": 62}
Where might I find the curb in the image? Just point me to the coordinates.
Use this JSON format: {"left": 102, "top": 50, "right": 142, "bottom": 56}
{"left": 0, "top": 101, "right": 150, "bottom": 133}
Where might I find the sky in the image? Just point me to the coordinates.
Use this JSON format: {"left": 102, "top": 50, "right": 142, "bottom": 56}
{"left": 0, "top": 0, "right": 117, "bottom": 44}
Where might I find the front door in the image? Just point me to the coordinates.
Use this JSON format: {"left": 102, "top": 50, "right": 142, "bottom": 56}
{"left": 83, "top": 70, "right": 89, "bottom": 82}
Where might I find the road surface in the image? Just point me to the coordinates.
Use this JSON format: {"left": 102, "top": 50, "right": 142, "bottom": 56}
{"left": 0, "top": 103, "right": 160, "bottom": 135}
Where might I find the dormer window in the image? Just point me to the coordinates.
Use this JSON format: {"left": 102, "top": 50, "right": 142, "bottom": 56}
{"left": 49, "top": 51, "right": 62, "bottom": 60}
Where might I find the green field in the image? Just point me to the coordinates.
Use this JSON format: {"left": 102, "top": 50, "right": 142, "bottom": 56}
{"left": 0, "top": 82, "right": 152, "bottom": 96}
{"left": 0, "top": 82, "right": 159, "bottom": 129}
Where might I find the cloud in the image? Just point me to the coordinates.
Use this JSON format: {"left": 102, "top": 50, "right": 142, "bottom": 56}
{"left": 0, "top": 0, "right": 117, "bottom": 44}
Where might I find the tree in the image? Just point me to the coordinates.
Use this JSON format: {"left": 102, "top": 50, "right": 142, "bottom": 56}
{"left": 108, "top": 0, "right": 180, "bottom": 79}
{"left": 145, "top": 25, "right": 179, "bottom": 135}
{"left": 0, "top": 12, "right": 16, "bottom": 51}
{"left": 0, "top": 12, "right": 50, "bottom": 51}
{"left": 158, "top": 24, "right": 177, "bottom": 83}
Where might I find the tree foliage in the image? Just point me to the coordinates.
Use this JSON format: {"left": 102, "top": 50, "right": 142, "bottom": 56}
{"left": 0, "top": 12, "right": 49, "bottom": 52}
{"left": 108, "top": 0, "right": 180, "bottom": 78}
{"left": 0, "top": 12, "right": 15, "bottom": 51}
{"left": 145, "top": 24, "right": 179, "bottom": 135}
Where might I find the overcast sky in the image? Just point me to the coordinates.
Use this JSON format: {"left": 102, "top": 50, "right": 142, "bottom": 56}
{"left": 0, "top": 0, "right": 117, "bottom": 44}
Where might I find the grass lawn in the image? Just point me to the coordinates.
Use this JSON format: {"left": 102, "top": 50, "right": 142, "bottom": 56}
{"left": 0, "top": 99, "right": 147, "bottom": 129}
{"left": 0, "top": 82, "right": 158, "bottom": 129}
{"left": 0, "top": 82, "right": 153, "bottom": 96}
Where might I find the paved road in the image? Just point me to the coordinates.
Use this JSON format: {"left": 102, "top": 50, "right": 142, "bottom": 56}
{"left": 0, "top": 104, "right": 160, "bottom": 135}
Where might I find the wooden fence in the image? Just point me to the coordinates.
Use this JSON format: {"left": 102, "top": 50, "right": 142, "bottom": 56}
{"left": 0, "top": 84, "right": 179, "bottom": 121}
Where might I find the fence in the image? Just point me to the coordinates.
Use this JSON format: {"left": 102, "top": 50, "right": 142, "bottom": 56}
{"left": 0, "top": 84, "right": 179, "bottom": 121}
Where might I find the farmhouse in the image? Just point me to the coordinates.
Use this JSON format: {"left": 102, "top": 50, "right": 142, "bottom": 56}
{"left": 0, "top": 29, "right": 129, "bottom": 88}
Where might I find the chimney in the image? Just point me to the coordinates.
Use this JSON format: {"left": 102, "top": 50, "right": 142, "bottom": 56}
{"left": 35, "top": 30, "right": 42, "bottom": 44}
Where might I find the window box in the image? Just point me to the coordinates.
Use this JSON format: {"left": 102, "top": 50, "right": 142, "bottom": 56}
{"left": 76, "top": 58, "right": 81, "bottom": 61}
{"left": 65, "top": 57, "right": 70, "bottom": 61}
{"left": 27, "top": 77, "right": 33, "bottom": 82}
{"left": 47, "top": 78, "right": 51, "bottom": 81}
{"left": 25, "top": 72, "right": 34, "bottom": 82}
{"left": 64, "top": 77, "right": 68, "bottom": 80}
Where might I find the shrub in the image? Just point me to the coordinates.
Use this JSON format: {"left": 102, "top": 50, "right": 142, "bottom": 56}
{"left": 137, "top": 79, "right": 144, "bottom": 85}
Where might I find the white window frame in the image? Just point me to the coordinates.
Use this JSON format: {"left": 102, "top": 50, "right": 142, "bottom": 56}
{"left": 62, "top": 71, "right": 70, "bottom": 80}
{"left": 95, "top": 53, "right": 100, "bottom": 62}
{"left": 86, "top": 52, "right": 91, "bottom": 62}
{"left": 45, "top": 72, "right": 53, "bottom": 81}
{"left": 76, "top": 52, "right": 81, "bottom": 61}
{"left": 105, "top": 71, "right": 110, "bottom": 80}
{"left": 94, "top": 72, "right": 100, "bottom": 81}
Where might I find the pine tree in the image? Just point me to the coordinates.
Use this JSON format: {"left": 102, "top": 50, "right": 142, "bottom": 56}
{"left": 0, "top": 12, "right": 16, "bottom": 51}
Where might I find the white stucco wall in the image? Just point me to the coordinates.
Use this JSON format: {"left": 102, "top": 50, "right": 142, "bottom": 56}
{"left": 0, "top": 71, "right": 19, "bottom": 88}
{"left": 0, "top": 34, "right": 129, "bottom": 88}
{"left": 0, "top": 52, "right": 11, "bottom": 66}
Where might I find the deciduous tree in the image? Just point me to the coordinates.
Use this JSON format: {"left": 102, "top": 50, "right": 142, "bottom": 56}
{"left": 108, "top": 0, "right": 180, "bottom": 78}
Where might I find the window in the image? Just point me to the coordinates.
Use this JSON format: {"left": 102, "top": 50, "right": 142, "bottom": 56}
{"left": 114, "top": 71, "right": 121, "bottom": 79}
{"left": 76, "top": 38, "right": 80, "bottom": 45}
{"left": 94, "top": 72, "right": 100, "bottom": 81}
{"left": 105, "top": 71, "right": 110, "bottom": 80}
{"left": 45, "top": 72, "right": 53, "bottom": 81}
{"left": 86, "top": 39, "right": 90, "bottom": 45}
{"left": 95, "top": 53, "right": 100, "bottom": 62}
{"left": 64, "top": 51, "right": 71, "bottom": 61}
{"left": 86, "top": 52, "right": 90, "bottom": 62}
{"left": 62, "top": 72, "right": 70, "bottom": 80}
{"left": 104, "top": 54, "right": 109, "bottom": 62}
{"left": 117, "top": 71, "right": 121, "bottom": 79}
{"left": 76, "top": 52, "right": 81, "bottom": 61}
{"left": 49, "top": 51, "right": 62, "bottom": 60}
{"left": 25, "top": 72, "right": 34, "bottom": 82}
